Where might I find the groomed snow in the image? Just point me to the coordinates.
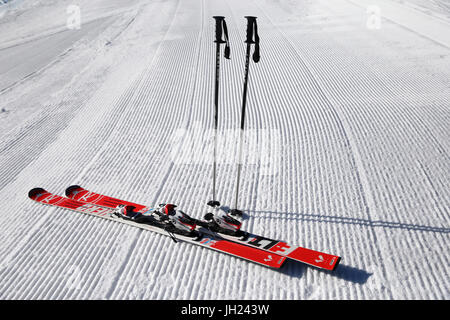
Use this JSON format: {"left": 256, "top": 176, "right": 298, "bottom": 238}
{"left": 0, "top": 0, "right": 448, "bottom": 299}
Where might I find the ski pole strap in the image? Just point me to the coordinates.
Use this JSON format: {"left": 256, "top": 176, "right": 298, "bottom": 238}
{"left": 223, "top": 20, "right": 230, "bottom": 59}
{"left": 213, "top": 16, "right": 231, "bottom": 59}
{"left": 244, "top": 16, "right": 260, "bottom": 63}
{"left": 165, "top": 227, "right": 178, "bottom": 243}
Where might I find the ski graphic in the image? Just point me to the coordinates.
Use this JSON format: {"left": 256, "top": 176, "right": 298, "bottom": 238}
{"left": 65, "top": 185, "right": 341, "bottom": 271}
{"left": 28, "top": 188, "right": 286, "bottom": 269}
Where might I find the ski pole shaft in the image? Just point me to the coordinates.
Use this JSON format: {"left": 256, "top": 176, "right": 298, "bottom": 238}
{"left": 233, "top": 16, "right": 259, "bottom": 211}
{"left": 212, "top": 16, "right": 230, "bottom": 201}
{"left": 213, "top": 40, "right": 219, "bottom": 201}
{"left": 234, "top": 44, "right": 251, "bottom": 210}
{"left": 165, "top": 227, "right": 178, "bottom": 243}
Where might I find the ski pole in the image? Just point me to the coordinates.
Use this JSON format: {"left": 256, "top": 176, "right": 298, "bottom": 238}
{"left": 212, "top": 16, "right": 230, "bottom": 202}
{"left": 165, "top": 227, "right": 178, "bottom": 243}
{"left": 231, "top": 16, "right": 260, "bottom": 216}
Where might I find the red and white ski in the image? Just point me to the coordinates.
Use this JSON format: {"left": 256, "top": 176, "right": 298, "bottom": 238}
{"left": 28, "top": 188, "right": 286, "bottom": 269}
{"left": 65, "top": 185, "right": 341, "bottom": 270}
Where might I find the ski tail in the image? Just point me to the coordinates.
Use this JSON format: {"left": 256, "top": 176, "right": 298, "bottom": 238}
{"left": 246, "top": 237, "right": 340, "bottom": 271}
{"left": 271, "top": 243, "right": 340, "bottom": 271}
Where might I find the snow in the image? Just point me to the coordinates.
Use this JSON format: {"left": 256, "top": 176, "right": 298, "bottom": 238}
{"left": 0, "top": 0, "right": 449, "bottom": 299}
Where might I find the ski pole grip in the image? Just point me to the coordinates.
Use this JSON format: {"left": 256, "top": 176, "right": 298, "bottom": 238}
{"left": 244, "top": 16, "right": 257, "bottom": 44}
{"left": 213, "top": 16, "right": 226, "bottom": 43}
{"left": 244, "top": 16, "right": 260, "bottom": 62}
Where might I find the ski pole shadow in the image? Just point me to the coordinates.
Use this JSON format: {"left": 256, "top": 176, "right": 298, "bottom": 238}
{"left": 280, "top": 259, "right": 372, "bottom": 284}
{"left": 251, "top": 210, "right": 450, "bottom": 235}
{"left": 330, "top": 263, "right": 372, "bottom": 284}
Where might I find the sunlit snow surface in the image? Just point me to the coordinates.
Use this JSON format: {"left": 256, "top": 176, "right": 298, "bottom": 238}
{"left": 0, "top": 0, "right": 448, "bottom": 299}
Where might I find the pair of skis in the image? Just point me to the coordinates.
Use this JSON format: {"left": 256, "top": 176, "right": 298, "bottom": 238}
{"left": 28, "top": 187, "right": 286, "bottom": 269}
{"left": 28, "top": 185, "right": 340, "bottom": 270}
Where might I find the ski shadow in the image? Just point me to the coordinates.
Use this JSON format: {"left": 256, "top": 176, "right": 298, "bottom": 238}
{"left": 280, "top": 259, "right": 372, "bottom": 284}
{"left": 331, "top": 263, "right": 373, "bottom": 284}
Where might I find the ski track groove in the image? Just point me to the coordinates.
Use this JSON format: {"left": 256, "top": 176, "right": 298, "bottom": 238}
{"left": 98, "top": 0, "right": 185, "bottom": 299}
{"left": 253, "top": 0, "right": 442, "bottom": 300}
{"left": 226, "top": 0, "right": 365, "bottom": 298}
{"left": 0, "top": 57, "right": 147, "bottom": 281}
{"left": 109, "top": 4, "right": 204, "bottom": 298}
{"left": 36, "top": 217, "right": 108, "bottom": 299}
{"left": 251, "top": 0, "right": 382, "bottom": 264}
{"left": 258, "top": 0, "right": 449, "bottom": 298}
{"left": 0, "top": 0, "right": 182, "bottom": 299}
{"left": 2, "top": 209, "right": 93, "bottom": 298}
{"left": 99, "top": 0, "right": 237, "bottom": 300}
{"left": 300, "top": 19, "right": 450, "bottom": 217}
{"left": 0, "top": 15, "right": 152, "bottom": 262}
{"left": 39, "top": 216, "right": 119, "bottom": 299}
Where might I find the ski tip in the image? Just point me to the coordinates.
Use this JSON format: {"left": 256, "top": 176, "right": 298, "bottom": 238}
{"left": 28, "top": 187, "right": 47, "bottom": 199}
{"left": 65, "top": 185, "right": 82, "bottom": 197}
{"left": 275, "top": 257, "right": 287, "bottom": 269}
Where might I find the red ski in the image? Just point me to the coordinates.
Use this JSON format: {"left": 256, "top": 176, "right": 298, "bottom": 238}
{"left": 65, "top": 185, "right": 341, "bottom": 270}
{"left": 28, "top": 188, "right": 286, "bottom": 269}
